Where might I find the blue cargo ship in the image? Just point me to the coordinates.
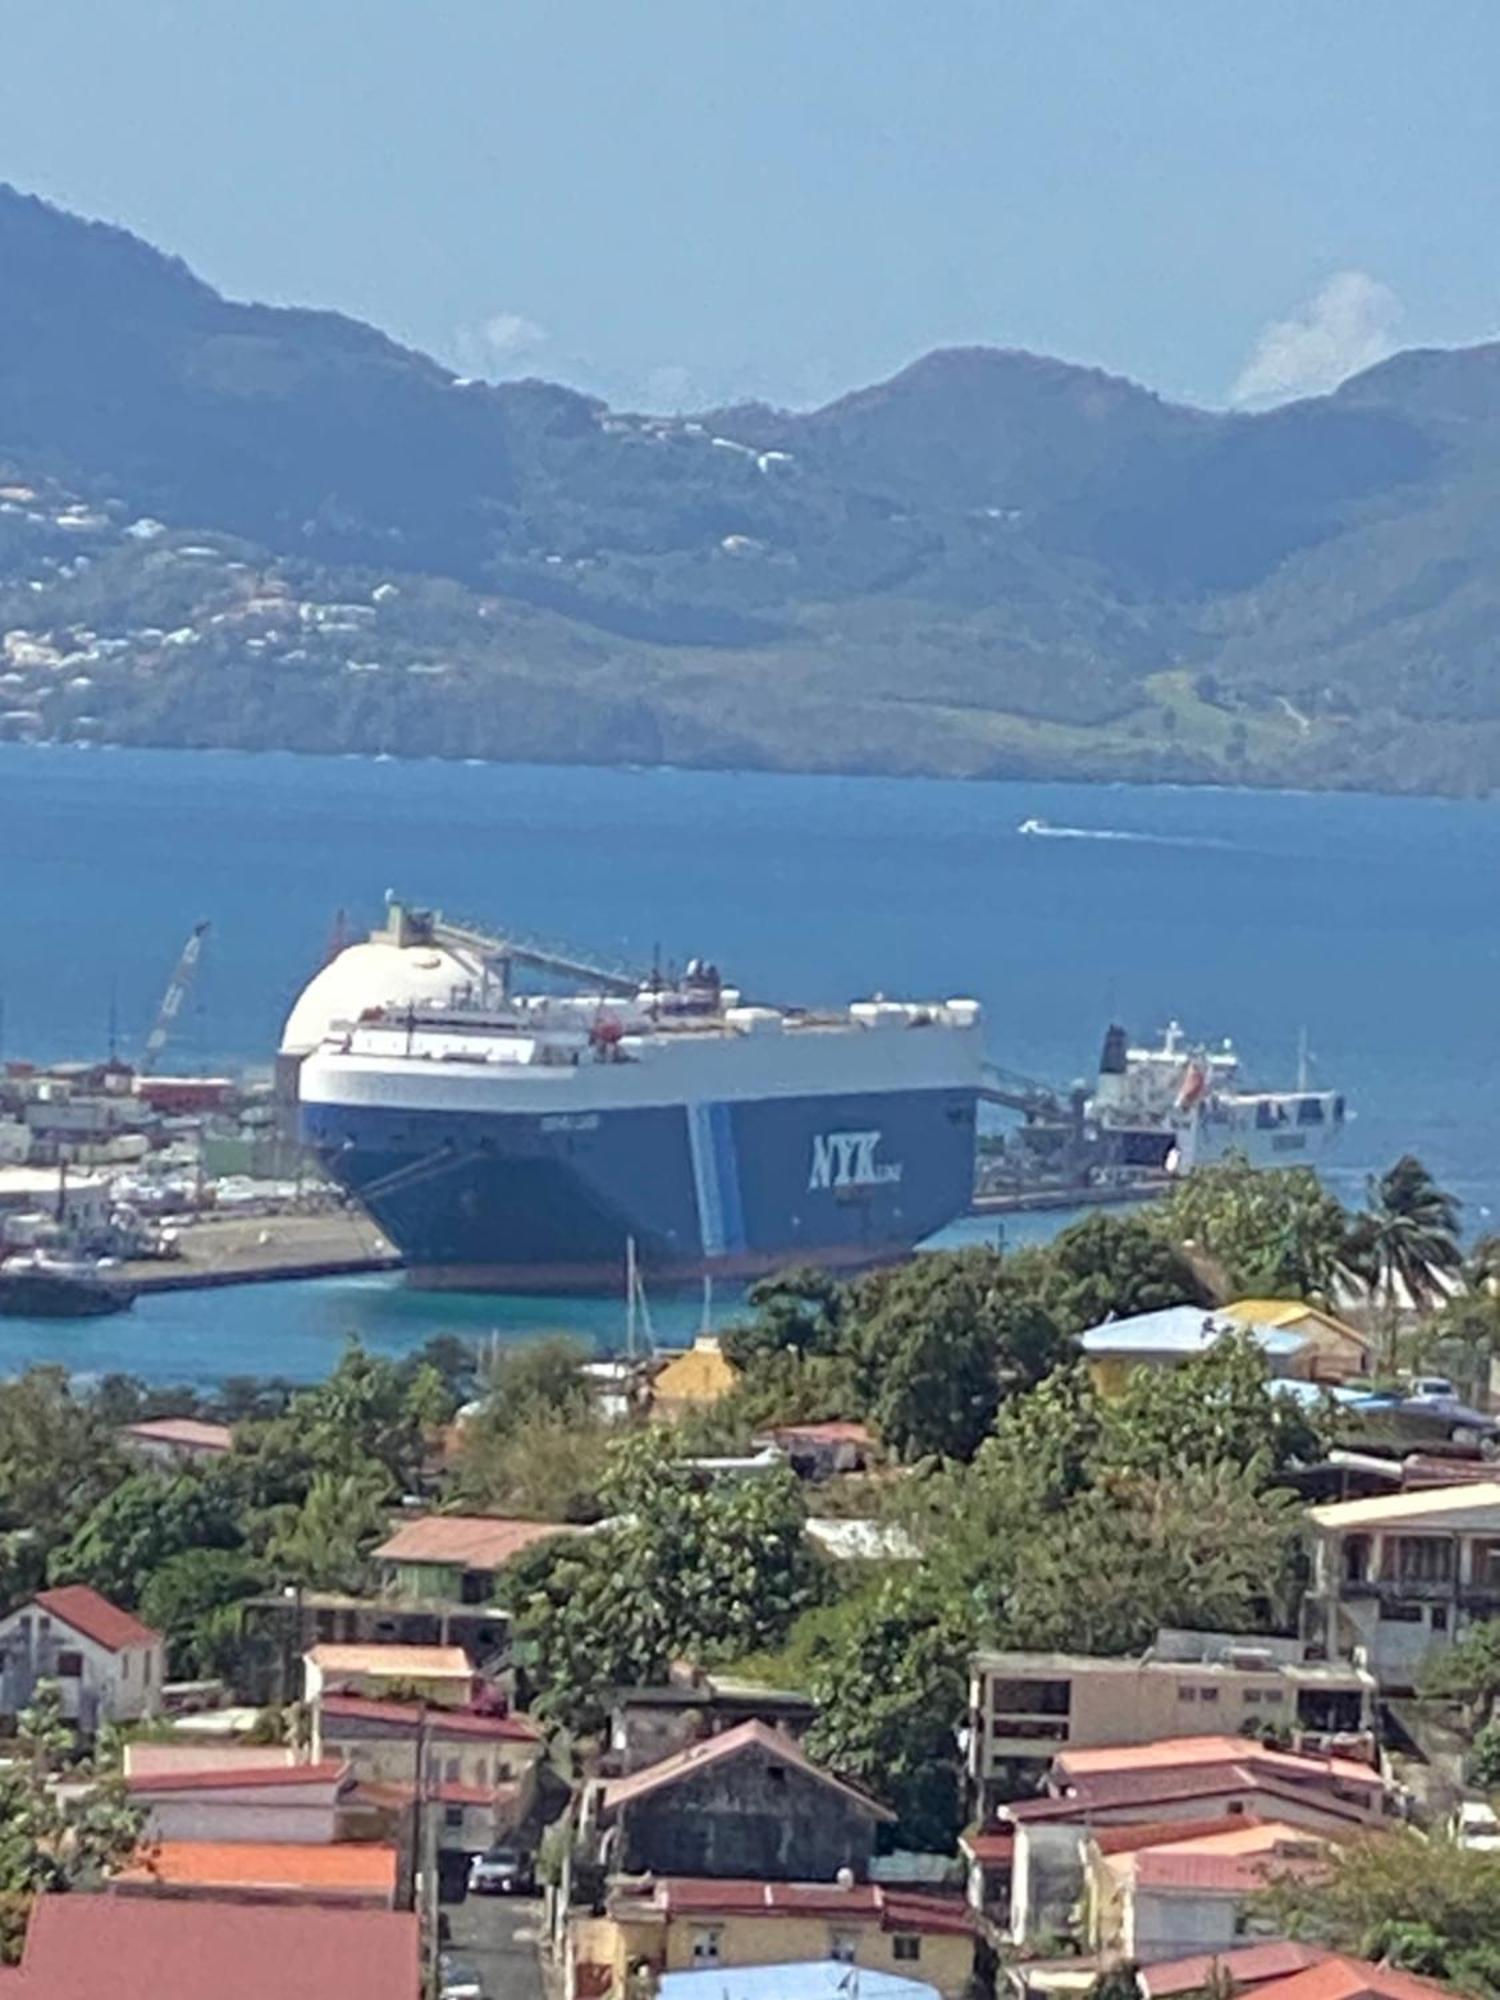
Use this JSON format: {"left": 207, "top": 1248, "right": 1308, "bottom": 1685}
{"left": 283, "top": 904, "right": 983, "bottom": 1292}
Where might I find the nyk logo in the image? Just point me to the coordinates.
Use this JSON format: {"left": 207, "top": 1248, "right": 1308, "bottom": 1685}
{"left": 809, "top": 1130, "right": 903, "bottom": 1191}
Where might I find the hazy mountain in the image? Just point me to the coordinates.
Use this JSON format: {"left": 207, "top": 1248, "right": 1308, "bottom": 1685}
{"left": 2, "top": 182, "right": 1499, "bottom": 794}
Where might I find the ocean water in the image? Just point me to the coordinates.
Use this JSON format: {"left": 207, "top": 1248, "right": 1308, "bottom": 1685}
{"left": 1, "top": 743, "right": 1497, "bottom": 1382}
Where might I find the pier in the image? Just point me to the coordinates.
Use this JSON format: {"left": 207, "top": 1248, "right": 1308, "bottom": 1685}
{"left": 121, "top": 1210, "right": 401, "bottom": 1293}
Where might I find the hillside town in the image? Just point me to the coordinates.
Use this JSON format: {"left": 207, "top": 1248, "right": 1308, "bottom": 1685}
{"left": 4, "top": 1160, "right": 1500, "bottom": 2000}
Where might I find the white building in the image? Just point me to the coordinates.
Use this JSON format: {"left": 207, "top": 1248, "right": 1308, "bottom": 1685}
{"left": 0, "top": 1585, "right": 164, "bottom": 1728}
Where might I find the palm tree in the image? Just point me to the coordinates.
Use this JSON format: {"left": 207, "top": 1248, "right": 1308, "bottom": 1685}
{"left": 1347, "top": 1155, "right": 1463, "bottom": 1369}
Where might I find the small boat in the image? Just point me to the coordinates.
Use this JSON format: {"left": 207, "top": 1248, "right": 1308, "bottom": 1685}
{"left": 0, "top": 1252, "right": 137, "bottom": 1319}
{"left": 1018, "top": 817, "right": 1050, "bottom": 836}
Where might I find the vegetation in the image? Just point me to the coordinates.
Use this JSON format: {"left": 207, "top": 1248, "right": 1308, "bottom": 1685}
{"left": 7, "top": 189, "right": 1500, "bottom": 794}
{"left": 500, "top": 1429, "right": 824, "bottom": 1730}
{"left": 0, "top": 1683, "right": 145, "bottom": 1962}
{"left": 1263, "top": 1832, "right": 1500, "bottom": 2000}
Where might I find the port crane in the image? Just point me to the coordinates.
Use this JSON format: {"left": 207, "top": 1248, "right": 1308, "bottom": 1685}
{"left": 141, "top": 921, "right": 210, "bottom": 1074}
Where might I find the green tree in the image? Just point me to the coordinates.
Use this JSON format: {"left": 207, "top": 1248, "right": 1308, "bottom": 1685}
{"left": 0, "top": 1682, "right": 146, "bottom": 1963}
{"left": 263, "top": 1465, "right": 391, "bottom": 1594}
{"left": 804, "top": 1575, "right": 971, "bottom": 1851}
{"left": 1162, "top": 1157, "right": 1353, "bottom": 1298}
{"left": 852, "top": 1249, "right": 1071, "bottom": 1461}
{"left": 1347, "top": 1156, "right": 1464, "bottom": 1364}
{"left": 1422, "top": 1617, "right": 1500, "bottom": 1728}
{"left": 502, "top": 1430, "right": 821, "bottom": 1727}
{"left": 1100, "top": 1334, "right": 1332, "bottom": 1481}
{"left": 237, "top": 1339, "right": 433, "bottom": 1508}
{"left": 1262, "top": 1830, "right": 1500, "bottom": 2000}
{"left": 0, "top": 1368, "right": 119, "bottom": 1543}
{"left": 477, "top": 1336, "right": 593, "bottom": 1429}
{"left": 721, "top": 1268, "right": 848, "bottom": 1370}
{"left": 139, "top": 1547, "right": 265, "bottom": 1678}
{"left": 455, "top": 1405, "right": 613, "bottom": 1524}
{"left": 48, "top": 1468, "right": 243, "bottom": 1607}
{"left": 1030, "top": 1211, "right": 1207, "bottom": 1336}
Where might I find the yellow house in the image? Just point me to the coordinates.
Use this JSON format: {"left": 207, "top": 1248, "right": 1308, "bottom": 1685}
{"left": 569, "top": 1879, "right": 975, "bottom": 2000}
{"left": 1220, "top": 1301, "right": 1370, "bottom": 1383}
{"left": 651, "top": 1336, "right": 741, "bottom": 1418}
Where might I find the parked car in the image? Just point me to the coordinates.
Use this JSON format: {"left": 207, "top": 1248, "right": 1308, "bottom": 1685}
{"left": 467, "top": 1844, "right": 534, "bottom": 1896}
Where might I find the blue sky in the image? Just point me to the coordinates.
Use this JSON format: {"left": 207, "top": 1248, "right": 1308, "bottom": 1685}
{"left": 3, "top": 0, "right": 1495, "bottom": 412}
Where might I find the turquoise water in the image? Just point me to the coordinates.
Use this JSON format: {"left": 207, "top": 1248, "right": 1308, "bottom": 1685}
{"left": 3, "top": 741, "right": 1498, "bottom": 1380}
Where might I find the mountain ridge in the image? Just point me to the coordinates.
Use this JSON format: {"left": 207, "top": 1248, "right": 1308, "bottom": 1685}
{"left": 2, "top": 183, "right": 1500, "bottom": 795}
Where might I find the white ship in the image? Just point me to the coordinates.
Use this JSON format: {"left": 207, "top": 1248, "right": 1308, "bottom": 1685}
{"left": 1091, "top": 1021, "right": 1346, "bottom": 1173}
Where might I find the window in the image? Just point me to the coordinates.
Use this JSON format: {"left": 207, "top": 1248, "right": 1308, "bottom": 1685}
{"left": 691, "top": 1930, "right": 721, "bottom": 1965}
{"left": 444, "top": 1806, "right": 464, "bottom": 1830}
{"left": 1379, "top": 1601, "right": 1424, "bottom": 1623}
{"left": 444, "top": 1757, "right": 461, "bottom": 1784}
{"left": 767, "top": 1763, "right": 787, "bottom": 1785}
{"left": 1263, "top": 1689, "right": 1284, "bottom": 1707}
{"left": 1177, "top": 1685, "right": 1198, "bottom": 1703}
{"left": 1242, "top": 1689, "right": 1261, "bottom": 1706}
{"left": 1199, "top": 1687, "right": 1220, "bottom": 1705}
{"left": 892, "top": 1937, "right": 921, "bottom": 1964}
{"left": 119, "top": 1653, "right": 131, "bottom": 1681}
{"left": 1432, "top": 1606, "right": 1449, "bottom": 1633}
{"left": 1471, "top": 1540, "right": 1500, "bottom": 1589}
{"left": 1385, "top": 1537, "right": 1455, "bottom": 1584}
{"left": 55, "top": 1650, "right": 83, "bottom": 1678}
{"left": 830, "top": 1933, "right": 858, "bottom": 1965}
{"left": 991, "top": 1678, "right": 1070, "bottom": 1718}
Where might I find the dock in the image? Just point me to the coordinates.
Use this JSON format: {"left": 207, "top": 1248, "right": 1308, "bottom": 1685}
{"left": 969, "top": 1176, "right": 1168, "bottom": 1217}
{"left": 121, "top": 1210, "right": 401, "bottom": 1293}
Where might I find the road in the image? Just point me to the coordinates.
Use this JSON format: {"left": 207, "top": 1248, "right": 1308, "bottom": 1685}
{"left": 443, "top": 1890, "right": 547, "bottom": 2000}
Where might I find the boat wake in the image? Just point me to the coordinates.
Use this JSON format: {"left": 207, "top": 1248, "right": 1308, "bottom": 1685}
{"left": 1017, "top": 816, "right": 1223, "bottom": 849}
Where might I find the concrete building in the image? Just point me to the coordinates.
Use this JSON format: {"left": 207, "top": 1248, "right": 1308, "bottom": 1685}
{"left": 125, "top": 1760, "right": 352, "bottom": 1845}
{"left": 302, "top": 1642, "right": 473, "bottom": 1708}
{"left": 1085, "top": 1819, "right": 1333, "bottom": 1963}
{"left": 569, "top": 1879, "right": 975, "bottom": 2000}
{"left": 1303, "top": 1481, "right": 1500, "bottom": 1689}
{"left": 590, "top": 1718, "right": 893, "bottom": 1882}
{"left": 969, "top": 1633, "right": 1375, "bottom": 1812}
{"left": 1000, "top": 1737, "right": 1389, "bottom": 1947}
{"left": 237, "top": 1589, "right": 509, "bottom": 1706}
{"left": 0, "top": 1585, "right": 164, "bottom": 1729}
{"left": 313, "top": 1692, "right": 544, "bottom": 1859}
{"left": 609, "top": 1665, "right": 817, "bottom": 1774}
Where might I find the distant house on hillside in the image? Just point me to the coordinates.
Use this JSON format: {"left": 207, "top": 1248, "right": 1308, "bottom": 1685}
{"left": 373, "top": 1515, "right": 582, "bottom": 1604}
{"left": 119, "top": 1416, "right": 235, "bottom": 1464}
{"left": 0, "top": 1584, "right": 164, "bottom": 1729}
{"left": 651, "top": 1337, "right": 741, "bottom": 1419}
{"left": 1081, "top": 1305, "right": 1308, "bottom": 1396}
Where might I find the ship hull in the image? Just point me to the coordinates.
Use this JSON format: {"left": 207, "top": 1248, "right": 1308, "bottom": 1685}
{"left": 301, "top": 1086, "right": 977, "bottom": 1294}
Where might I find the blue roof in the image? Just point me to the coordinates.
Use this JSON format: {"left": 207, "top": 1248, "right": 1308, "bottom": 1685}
{"left": 1081, "top": 1303, "right": 1305, "bottom": 1360}
{"left": 660, "top": 1966, "right": 940, "bottom": 2000}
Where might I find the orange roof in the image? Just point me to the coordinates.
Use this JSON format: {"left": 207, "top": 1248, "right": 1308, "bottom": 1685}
{"left": 1056, "top": 1735, "right": 1380, "bottom": 1788}
{"left": 1251, "top": 1957, "right": 1456, "bottom": 2000}
{"left": 1142, "top": 1943, "right": 1332, "bottom": 1997}
{"left": 599, "top": 1718, "right": 894, "bottom": 1821}
{"left": 374, "top": 1514, "right": 580, "bottom": 1570}
{"left": 115, "top": 1842, "right": 396, "bottom": 1899}
{"left": 32, "top": 1586, "right": 160, "bottom": 1654}
{"left": 306, "top": 1643, "right": 471, "bottom": 1678}
{"left": 1130, "top": 1848, "right": 1327, "bottom": 1894}
{"left": 128, "top": 1760, "right": 348, "bottom": 1796}
{"left": 1092, "top": 1814, "right": 1261, "bottom": 1857}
